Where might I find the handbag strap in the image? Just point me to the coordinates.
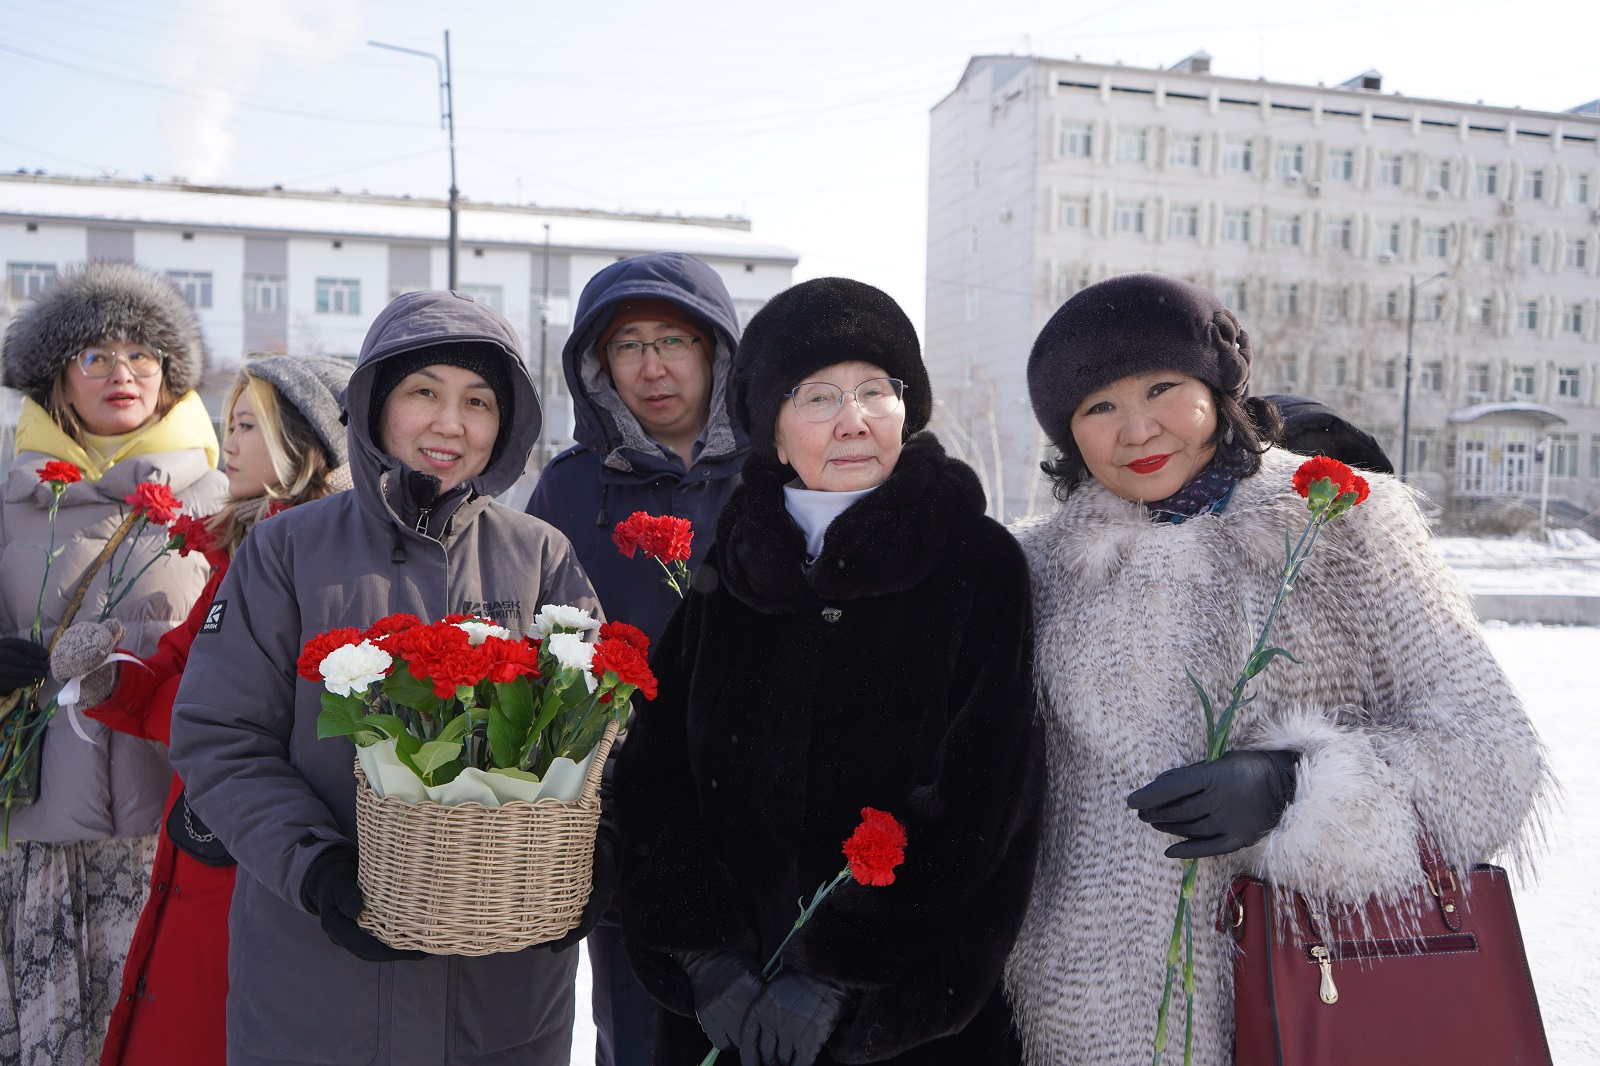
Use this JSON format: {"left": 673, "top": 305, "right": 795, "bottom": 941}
{"left": 47, "top": 509, "right": 142, "bottom": 655}
{"left": 1417, "top": 833, "right": 1464, "bottom": 931}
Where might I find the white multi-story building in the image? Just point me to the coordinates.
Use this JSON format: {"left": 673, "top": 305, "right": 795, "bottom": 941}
{"left": 928, "top": 55, "right": 1600, "bottom": 523}
{"left": 0, "top": 173, "right": 797, "bottom": 482}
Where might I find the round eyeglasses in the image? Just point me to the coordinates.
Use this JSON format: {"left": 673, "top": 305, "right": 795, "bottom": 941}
{"left": 604, "top": 334, "right": 701, "bottom": 369}
{"left": 76, "top": 346, "right": 167, "bottom": 379}
{"left": 784, "top": 377, "right": 906, "bottom": 423}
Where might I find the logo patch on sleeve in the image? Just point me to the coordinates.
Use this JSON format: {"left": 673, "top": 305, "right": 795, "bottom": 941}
{"left": 199, "top": 600, "right": 227, "bottom": 634}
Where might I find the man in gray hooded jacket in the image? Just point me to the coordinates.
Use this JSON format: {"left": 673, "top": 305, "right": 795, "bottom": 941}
{"left": 170, "top": 290, "right": 599, "bottom": 1066}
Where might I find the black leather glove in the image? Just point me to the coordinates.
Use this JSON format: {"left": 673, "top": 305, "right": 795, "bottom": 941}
{"left": 544, "top": 826, "right": 618, "bottom": 953}
{"left": 680, "top": 951, "right": 764, "bottom": 1051}
{"left": 301, "top": 847, "right": 426, "bottom": 963}
{"left": 0, "top": 637, "right": 49, "bottom": 694}
{"left": 737, "top": 970, "right": 847, "bottom": 1066}
{"left": 1127, "top": 749, "right": 1299, "bottom": 859}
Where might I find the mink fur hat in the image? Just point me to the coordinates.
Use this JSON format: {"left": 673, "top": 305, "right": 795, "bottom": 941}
{"left": 1, "top": 260, "right": 210, "bottom": 405}
{"left": 734, "top": 277, "right": 931, "bottom": 462}
{"left": 1027, "top": 272, "right": 1251, "bottom": 453}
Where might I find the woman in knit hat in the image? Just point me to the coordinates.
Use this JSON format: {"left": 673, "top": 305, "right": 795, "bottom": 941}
{"left": 0, "top": 260, "right": 227, "bottom": 1065}
{"left": 1004, "top": 272, "right": 1548, "bottom": 1065}
{"left": 47, "top": 354, "right": 353, "bottom": 1066}
{"left": 613, "top": 277, "right": 1044, "bottom": 1066}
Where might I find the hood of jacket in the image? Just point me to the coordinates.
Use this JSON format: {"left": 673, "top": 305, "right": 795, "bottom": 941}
{"left": 343, "top": 289, "right": 538, "bottom": 526}
{"left": 563, "top": 253, "right": 746, "bottom": 473}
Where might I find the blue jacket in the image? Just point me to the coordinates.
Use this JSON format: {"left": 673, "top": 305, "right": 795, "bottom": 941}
{"left": 527, "top": 253, "right": 748, "bottom": 644}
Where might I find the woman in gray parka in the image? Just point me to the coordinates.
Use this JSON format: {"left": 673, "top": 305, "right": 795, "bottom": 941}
{"left": 169, "top": 290, "right": 602, "bottom": 1066}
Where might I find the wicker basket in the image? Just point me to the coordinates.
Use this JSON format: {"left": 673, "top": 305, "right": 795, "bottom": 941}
{"left": 351, "top": 719, "right": 617, "bottom": 956}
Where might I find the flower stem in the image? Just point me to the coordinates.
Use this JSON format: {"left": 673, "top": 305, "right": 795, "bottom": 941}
{"left": 98, "top": 516, "right": 149, "bottom": 622}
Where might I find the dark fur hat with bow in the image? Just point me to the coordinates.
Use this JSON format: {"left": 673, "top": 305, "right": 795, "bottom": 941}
{"left": 2, "top": 260, "right": 210, "bottom": 405}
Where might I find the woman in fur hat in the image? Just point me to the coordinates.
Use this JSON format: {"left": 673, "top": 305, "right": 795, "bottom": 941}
{"left": 1003, "top": 272, "right": 1548, "bottom": 1065}
{"left": 46, "top": 355, "right": 353, "bottom": 1066}
{"left": 614, "top": 277, "right": 1044, "bottom": 1066}
{"left": 0, "top": 260, "right": 227, "bottom": 1065}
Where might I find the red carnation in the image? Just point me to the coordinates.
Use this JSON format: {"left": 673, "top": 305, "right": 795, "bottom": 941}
{"left": 296, "top": 627, "right": 366, "bottom": 682}
{"left": 37, "top": 460, "right": 82, "bottom": 486}
{"left": 481, "top": 635, "right": 541, "bottom": 683}
{"left": 598, "top": 621, "right": 650, "bottom": 655}
{"left": 415, "top": 644, "right": 493, "bottom": 698}
{"left": 441, "top": 613, "right": 486, "bottom": 625}
{"left": 384, "top": 620, "right": 472, "bottom": 663}
{"left": 1347, "top": 474, "right": 1371, "bottom": 506}
{"left": 1292, "top": 456, "right": 1358, "bottom": 499}
{"left": 591, "top": 637, "right": 658, "bottom": 700}
{"left": 165, "top": 513, "right": 219, "bottom": 558}
{"left": 842, "top": 807, "right": 908, "bottom": 887}
{"left": 125, "top": 481, "right": 183, "bottom": 525}
{"left": 363, "top": 613, "right": 424, "bottom": 642}
{"left": 613, "top": 512, "right": 693, "bottom": 564}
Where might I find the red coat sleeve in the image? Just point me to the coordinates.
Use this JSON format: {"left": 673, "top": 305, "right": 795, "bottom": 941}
{"left": 85, "top": 559, "right": 228, "bottom": 747}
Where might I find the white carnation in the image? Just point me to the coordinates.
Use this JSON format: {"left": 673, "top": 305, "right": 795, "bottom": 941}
{"left": 532, "top": 604, "right": 600, "bottom": 639}
{"left": 455, "top": 619, "right": 510, "bottom": 645}
{"left": 545, "top": 632, "right": 595, "bottom": 675}
{"left": 319, "top": 640, "right": 393, "bottom": 697}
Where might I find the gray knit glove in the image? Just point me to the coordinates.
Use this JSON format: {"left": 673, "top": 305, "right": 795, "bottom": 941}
{"left": 50, "top": 619, "right": 125, "bottom": 708}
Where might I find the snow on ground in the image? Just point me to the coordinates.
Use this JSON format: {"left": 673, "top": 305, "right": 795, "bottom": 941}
{"left": 1439, "top": 530, "right": 1600, "bottom": 596}
{"left": 1483, "top": 623, "right": 1600, "bottom": 1065}
{"left": 569, "top": 617, "right": 1593, "bottom": 1056}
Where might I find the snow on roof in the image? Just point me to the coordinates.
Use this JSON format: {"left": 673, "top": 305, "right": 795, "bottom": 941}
{"left": 1448, "top": 402, "right": 1569, "bottom": 427}
{"left": 0, "top": 177, "right": 800, "bottom": 263}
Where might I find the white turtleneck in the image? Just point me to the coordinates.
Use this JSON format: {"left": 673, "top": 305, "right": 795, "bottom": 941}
{"left": 782, "top": 482, "right": 878, "bottom": 562}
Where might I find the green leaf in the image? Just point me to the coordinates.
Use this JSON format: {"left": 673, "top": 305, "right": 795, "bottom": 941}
{"left": 494, "top": 680, "right": 534, "bottom": 733}
{"left": 362, "top": 714, "right": 411, "bottom": 741}
{"left": 382, "top": 663, "right": 442, "bottom": 715}
{"left": 1244, "top": 646, "right": 1301, "bottom": 678}
{"left": 434, "top": 713, "right": 470, "bottom": 744}
{"left": 414, "top": 738, "right": 463, "bottom": 779}
{"left": 1184, "top": 669, "right": 1215, "bottom": 742}
{"left": 486, "top": 765, "right": 541, "bottom": 783}
{"left": 315, "top": 715, "right": 381, "bottom": 744}
{"left": 486, "top": 698, "right": 518, "bottom": 768}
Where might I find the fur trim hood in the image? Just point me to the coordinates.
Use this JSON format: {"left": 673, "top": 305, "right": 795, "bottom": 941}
{"left": 2, "top": 261, "right": 210, "bottom": 404}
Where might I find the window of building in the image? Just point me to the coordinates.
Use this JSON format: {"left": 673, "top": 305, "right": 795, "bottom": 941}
{"left": 1113, "top": 200, "right": 1145, "bottom": 234}
{"left": 1321, "top": 354, "right": 1348, "bottom": 387}
{"left": 1272, "top": 213, "right": 1302, "bottom": 247}
{"left": 1423, "top": 226, "right": 1449, "bottom": 258}
{"left": 1219, "top": 277, "right": 1248, "bottom": 312}
{"left": 244, "top": 273, "right": 286, "bottom": 313}
{"left": 1469, "top": 298, "right": 1494, "bottom": 329}
{"left": 1274, "top": 143, "right": 1304, "bottom": 178}
{"left": 1409, "top": 429, "right": 1438, "bottom": 474}
{"left": 1550, "top": 432, "right": 1580, "bottom": 478}
{"left": 1557, "top": 367, "right": 1582, "bottom": 398}
{"left": 1221, "top": 208, "right": 1251, "bottom": 243}
{"left": 1590, "top": 436, "right": 1600, "bottom": 479}
{"left": 1325, "top": 148, "right": 1355, "bottom": 182}
{"left": 970, "top": 160, "right": 980, "bottom": 189}
{"left": 1168, "top": 204, "right": 1199, "bottom": 239}
{"left": 1058, "top": 195, "right": 1090, "bottom": 229}
{"left": 1563, "top": 303, "right": 1586, "bottom": 335}
{"left": 6, "top": 261, "right": 57, "bottom": 299}
{"left": 1474, "top": 164, "right": 1499, "bottom": 196}
{"left": 968, "top": 225, "right": 978, "bottom": 254}
{"left": 1377, "top": 153, "right": 1404, "bottom": 186}
{"left": 316, "top": 277, "right": 361, "bottom": 315}
{"left": 1518, "top": 234, "right": 1542, "bottom": 266}
{"left": 1569, "top": 172, "right": 1593, "bottom": 205}
{"left": 1425, "top": 159, "right": 1453, "bottom": 193}
{"left": 1169, "top": 133, "right": 1201, "bottom": 168}
{"left": 1376, "top": 289, "right": 1401, "bottom": 319}
{"left": 1522, "top": 168, "right": 1545, "bottom": 201}
{"left": 966, "top": 287, "right": 978, "bottom": 321}
{"left": 1271, "top": 282, "right": 1301, "bottom": 317}
{"left": 1375, "top": 221, "right": 1402, "bottom": 257}
{"left": 1115, "top": 128, "right": 1148, "bottom": 164}
{"left": 1517, "top": 301, "right": 1540, "bottom": 332}
{"left": 167, "top": 270, "right": 213, "bottom": 309}
{"left": 1511, "top": 365, "right": 1536, "bottom": 396}
{"left": 1371, "top": 358, "right": 1397, "bottom": 389}
{"left": 1567, "top": 238, "right": 1589, "bottom": 271}
{"left": 1059, "top": 121, "right": 1093, "bottom": 158}
{"left": 1419, "top": 361, "right": 1443, "bottom": 392}
{"left": 1324, "top": 216, "right": 1354, "bottom": 252}
{"left": 1322, "top": 287, "right": 1351, "bottom": 321}
{"left": 460, "top": 284, "right": 504, "bottom": 313}
{"left": 1280, "top": 354, "right": 1299, "bottom": 387}
{"left": 1223, "top": 139, "right": 1253, "bottom": 172}
{"left": 1477, "top": 231, "right": 1498, "bottom": 262}
{"left": 1465, "top": 362, "right": 1491, "bottom": 398}
{"left": 1420, "top": 293, "right": 1447, "bottom": 322}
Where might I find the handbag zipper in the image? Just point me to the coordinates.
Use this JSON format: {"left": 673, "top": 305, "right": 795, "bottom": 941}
{"left": 1309, "top": 945, "right": 1337, "bottom": 1004}
{"left": 1304, "top": 932, "right": 1479, "bottom": 1007}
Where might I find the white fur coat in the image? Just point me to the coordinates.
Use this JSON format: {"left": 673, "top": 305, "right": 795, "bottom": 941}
{"left": 1003, "top": 448, "right": 1548, "bottom": 1066}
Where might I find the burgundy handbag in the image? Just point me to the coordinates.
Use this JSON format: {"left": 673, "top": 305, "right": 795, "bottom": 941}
{"left": 1225, "top": 839, "right": 1553, "bottom": 1066}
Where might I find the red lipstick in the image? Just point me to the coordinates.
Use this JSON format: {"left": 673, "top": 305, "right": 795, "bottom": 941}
{"left": 1127, "top": 454, "right": 1171, "bottom": 474}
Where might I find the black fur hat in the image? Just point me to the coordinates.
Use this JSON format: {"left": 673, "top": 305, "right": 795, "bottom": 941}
{"left": 734, "top": 277, "right": 931, "bottom": 462}
{"left": 1, "top": 260, "right": 210, "bottom": 405}
{"left": 1027, "top": 272, "right": 1251, "bottom": 453}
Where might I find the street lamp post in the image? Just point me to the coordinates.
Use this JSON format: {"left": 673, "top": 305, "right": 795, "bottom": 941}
{"left": 369, "top": 31, "right": 459, "bottom": 290}
{"left": 1399, "top": 269, "right": 1451, "bottom": 481}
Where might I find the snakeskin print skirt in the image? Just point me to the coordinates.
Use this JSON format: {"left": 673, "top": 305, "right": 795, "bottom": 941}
{"left": 0, "top": 836, "right": 157, "bottom": 1066}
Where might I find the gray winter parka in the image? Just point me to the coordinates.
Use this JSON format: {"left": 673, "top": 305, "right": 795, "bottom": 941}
{"left": 1, "top": 443, "right": 224, "bottom": 842}
{"left": 169, "top": 291, "right": 601, "bottom": 1066}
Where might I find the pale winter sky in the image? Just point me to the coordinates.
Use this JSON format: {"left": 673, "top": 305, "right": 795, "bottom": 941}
{"left": 2, "top": 0, "right": 1596, "bottom": 332}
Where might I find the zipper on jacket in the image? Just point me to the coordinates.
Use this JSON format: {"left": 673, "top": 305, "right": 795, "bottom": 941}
{"left": 415, "top": 507, "right": 432, "bottom": 535}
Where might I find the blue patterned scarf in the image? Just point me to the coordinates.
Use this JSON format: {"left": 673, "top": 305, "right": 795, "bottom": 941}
{"left": 1148, "top": 461, "right": 1238, "bottom": 524}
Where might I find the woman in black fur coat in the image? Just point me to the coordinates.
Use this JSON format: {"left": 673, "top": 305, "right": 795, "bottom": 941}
{"left": 614, "top": 278, "right": 1044, "bottom": 1066}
